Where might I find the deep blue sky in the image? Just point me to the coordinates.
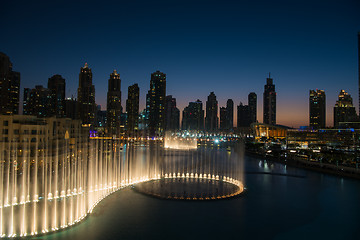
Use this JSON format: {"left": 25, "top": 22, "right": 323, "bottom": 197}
{"left": 1, "top": 0, "right": 359, "bottom": 127}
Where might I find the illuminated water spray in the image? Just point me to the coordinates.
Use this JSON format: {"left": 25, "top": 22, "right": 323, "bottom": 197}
{"left": 0, "top": 133, "right": 243, "bottom": 238}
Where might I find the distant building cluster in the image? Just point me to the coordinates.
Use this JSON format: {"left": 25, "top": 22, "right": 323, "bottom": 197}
{"left": 1, "top": 32, "right": 359, "bottom": 138}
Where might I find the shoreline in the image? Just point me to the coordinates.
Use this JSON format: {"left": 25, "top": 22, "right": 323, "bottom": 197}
{"left": 245, "top": 150, "right": 360, "bottom": 180}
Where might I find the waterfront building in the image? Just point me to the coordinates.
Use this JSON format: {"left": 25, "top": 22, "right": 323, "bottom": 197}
{"left": 309, "top": 89, "right": 326, "bottom": 129}
{"left": 165, "top": 95, "right": 180, "bottom": 132}
{"left": 263, "top": 74, "right": 276, "bottom": 125}
{"left": 252, "top": 123, "right": 289, "bottom": 140}
{"left": 126, "top": 83, "right": 140, "bottom": 136}
{"left": 77, "top": 63, "right": 96, "bottom": 126}
{"left": 248, "top": 92, "right": 257, "bottom": 124}
{"left": 182, "top": 100, "right": 204, "bottom": 131}
{"left": 106, "top": 70, "right": 122, "bottom": 136}
{"left": 148, "top": 70, "right": 166, "bottom": 136}
{"left": 334, "top": 90, "right": 357, "bottom": 127}
{"left": 48, "top": 74, "right": 66, "bottom": 117}
{"left": 0, "top": 52, "right": 20, "bottom": 115}
{"left": 237, "top": 103, "right": 251, "bottom": 127}
{"left": 205, "top": 92, "right": 218, "bottom": 131}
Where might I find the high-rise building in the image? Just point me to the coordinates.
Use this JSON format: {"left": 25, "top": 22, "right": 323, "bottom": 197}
{"left": 263, "top": 74, "right": 276, "bottom": 125}
{"left": 77, "top": 63, "right": 96, "bottom": 125}
{"left": 106, "top": 70, "right": 121, "bottom": 136}
{"left": 226, "top": 99, "right": 234, "bottom": 131}
{"left": 248, "top": 92, "right": 257, "bottom": 124}
{"left": 148, "top": 70, "right": 166, "bottom": 136}
{"left": 23, "top": 88, "right": 31, "bottom": 115}
{"left": 237, "top": 102, "right": 251, "bottom": 127}
{"left": 219, "top": 107, "right": 227, "bottom": 130}
{"left": 23, "top": 85, "right": 51, "bottom": 118}
{"left": 65, "top": 97, "right": 78, "bottom": 119}
{"left": 126, "top": 83, "right": 139, "bottom": 136}
{"left": 358, "top": 32, "right": 360, "bottom": 114}
{"left": 334, "top": 90, "right": 357, "bottom": 127}
{"left": 0, "top": 52, "right": 20, "bottom": 115}
{"left": 165, "top": 95, "right": 180, "bottom": 132}
{"left": 309, "top": 89, "right": 326, "bottom": 129}
{"left": 205, "top": 92, "right": 218, "bottom": 131}
{"left": 48, "top": 74, "right": 66, "bottom": 117}
{"left": 182, "top": 100, "right": 204, "bottom": 131}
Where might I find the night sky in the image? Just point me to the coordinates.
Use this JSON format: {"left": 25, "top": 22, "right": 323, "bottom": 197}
{"left": 1, "top": 0, "right": 359, "bottom": 127}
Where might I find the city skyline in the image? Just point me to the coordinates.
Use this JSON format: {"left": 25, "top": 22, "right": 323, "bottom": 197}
{"left": 1, "top": 0, "right": 359, "bottom": 127}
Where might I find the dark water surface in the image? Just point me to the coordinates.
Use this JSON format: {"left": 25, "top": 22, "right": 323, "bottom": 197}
{"left": 35, "top": 155, "right": 360, "bottom": 240}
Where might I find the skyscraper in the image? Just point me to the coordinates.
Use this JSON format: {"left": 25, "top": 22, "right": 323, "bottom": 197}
{"left": 237, "top": 102, "right": 251, "bottom": 127}
{"left": 248, "top": 92, "right": 257, "bottom": 124}
{"left": 106, "top": 70, "right": 121, "bottom": 136}
{"left": 48, "top": 74, "right": 66, "bottom": 117}
{"left": 165, "top": 95, "right": 180, "bottom": 132}
{"left": 23, "top": 85, "right": 51, "bottom": 117}
{"left": 226, "top": 99, "right": 234, "bottom": 131}
{"left": 219, "top": 107, "right": 227, "bottom": 130}
{"left": 182, "top": 100, "right": 204, "bottom": 131}
{"left": 309, "top": 89, "right": 326, "bottom": 129}
{"left": 78, "top": 63, "right": 96, "bottom": 125}
{"left": 126, "top": 83, "right": 139, "bottom": 136}
{"left": 205, "top": 92, "right": 218, "bottom": 131}
{"left": 358, "top": 32, "right": 360, "bottom": 113}
{"left": 263, "top": 74, "right": 276, "bottom": 125}
{"left": 0, "top": 52, "right": 20, "bottom": 115}
{"left": 334, "top": 90, "right": 357, "bottom": 127}
{"left": 148, "top": 70, "right": 166, "bottom": 136}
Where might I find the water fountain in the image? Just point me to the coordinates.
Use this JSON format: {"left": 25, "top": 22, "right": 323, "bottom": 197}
{"left": 0, "top": 130, "right": 244, "bottom": 238}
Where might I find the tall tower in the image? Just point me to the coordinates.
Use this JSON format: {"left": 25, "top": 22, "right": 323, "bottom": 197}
{"left": 309, "top": 89, "right": 326, "bottom": 129}
{"left": 148, "top": 70, "right": 166, "bottom": 136}
{"left": 165, "top": 95, "right": 180, "bottom": 132}
{"left": 248, "top": 92, "right": 257, "bottom": 124}
{"left": 226, "top": 99, "right": 234, "bottom": 130}
{"left": 334, "top": 90, "right": 357, "bottom": 127}
{"left": 48, "top": 74, "right": 65, "bottom": 117}
{"left": 107, "top": 70, "right": 122, "bottom": 136}
{"left": 78, "top": 63, "right": 96, "bottom": 125}
{"left": 358, "top": 32, "right": 360, "bottom": 114}
{"left": 237, "top": 102, "right": 250, "bottom": 127}
{"left": 182, "top": 100, "right": 204, "bottom": 131}
{"left": 0, "top": 52, "right": 20, "bottom": 115}
{"left": 263, "top": 74, "right": 276, "bottom": 125}
{"left": 205, "top": 92, "right": 218, "bottom": 131}
{"left": 126, "top": 83, "right": 139, "bottom": 136}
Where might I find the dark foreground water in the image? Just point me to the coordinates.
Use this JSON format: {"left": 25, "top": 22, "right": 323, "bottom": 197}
{"left": 34, "top": 155, "right": 360, "bottom": 240}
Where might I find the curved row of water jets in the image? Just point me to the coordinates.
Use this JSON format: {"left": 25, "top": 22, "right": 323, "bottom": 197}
{"left": 0, "top": 140, "right": 244, "bottom": 238}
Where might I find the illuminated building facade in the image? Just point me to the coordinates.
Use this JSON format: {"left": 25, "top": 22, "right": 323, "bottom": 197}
{"left": 263, "top": 74, "right": 276, "bottom": 125}
{"left": 182, "top": 100, "right": 204, "bottom": 131}
{"left": 205, "top": 92, "right": 218, "bottom": 131}
{"left": 126, "top": 83, "right": 139, "bottom": 136}
{"left": 334, "top": 90, "right": 357, "bottom": 127}
{"left": 48, "top": 74, "right": 66, "bottom": 117}
{"left": 77, "top": 63, "right": 96, "bottom": 126}
{"left": 0, "top": 52, "right": 20, "bottom": 115}
{"left": 309, "top": 89, "right": 326, "bottom": 129}
{"left": 23, "top": 85, "right": 51, "bottom": 118}
{"left": 106, "top": 70, "right": 122, "bottom": 136}
{"left": 148, "top": 70, "right": 166, "bottom": 136}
